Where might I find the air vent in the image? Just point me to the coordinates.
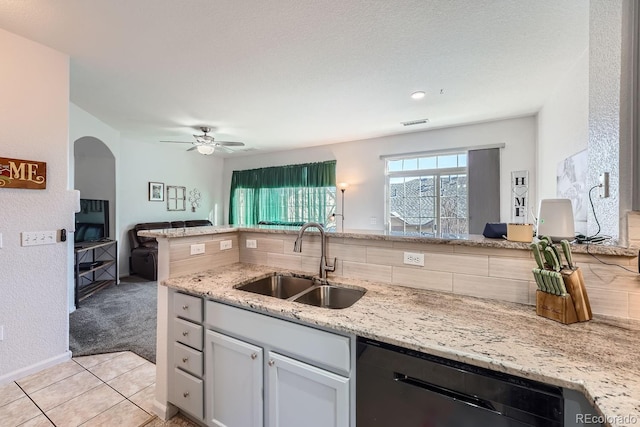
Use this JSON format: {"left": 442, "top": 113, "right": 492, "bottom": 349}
{"left": 401, "top": 118, "right": 429, "bottom": 127}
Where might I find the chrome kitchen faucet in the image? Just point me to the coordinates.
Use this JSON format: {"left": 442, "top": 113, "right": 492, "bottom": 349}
{"left": 293, "top": 222, "right": 336, "bottom": 280}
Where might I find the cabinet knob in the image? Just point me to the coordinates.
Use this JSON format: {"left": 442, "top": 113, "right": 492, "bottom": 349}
{"left": 251, "top": 353, "right": 257, "bottom": 360}
{"left": 182, "top": 357, "right": 189, "bottom": 363}
{"left": 182, "top": 305, "right": 189, "bottom": 310}
{"left": 183, "top": 391, "right": 190, "bottom": 398}
{"left": 182, "top": 331, "right": 189, "bottom": 336}
{"left": 268, "top": 360, "right": 275, "bottom": 366}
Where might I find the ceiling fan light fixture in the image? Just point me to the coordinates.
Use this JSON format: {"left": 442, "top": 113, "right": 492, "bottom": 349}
{"left": 197, "top": 145, "right": 215, "bottom": 155}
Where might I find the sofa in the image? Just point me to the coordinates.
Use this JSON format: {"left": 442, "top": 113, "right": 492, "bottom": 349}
{"left": 128, "top": 220, "right": 212, "bottom": 280}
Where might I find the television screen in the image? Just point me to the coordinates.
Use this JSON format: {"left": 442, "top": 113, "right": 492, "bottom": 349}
{"left": 75, "top": 199, "right": 109, "bottom": 243}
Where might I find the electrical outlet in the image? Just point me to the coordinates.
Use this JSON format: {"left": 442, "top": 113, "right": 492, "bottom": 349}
{"left": 190, "top": 243, "right": 205, "bottom": 255}
{"left": 599, "top": 172, "right": 610, "bottom": 198}
{"left": 246, "top": 239, "right": 257, "bottom": 249}
{"left": 21, "top": 231, "right": 56, "bottom": 246}
{"left": 403, "top": 252, "right": 424, "bottom": 266}
{"left": 220, "top": 240, "right": 233, "bottom": 250}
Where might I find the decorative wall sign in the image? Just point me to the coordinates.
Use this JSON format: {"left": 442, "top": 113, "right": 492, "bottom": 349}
{"left": 511, "top": 170, "right": 529, "bottom": 223}
{"left": 0, "top": 156, "right": 47, "bottom": 189}
{"left": 167, "top": 185, "right": 186, "bottom": 211}
{"left": 188, "top": 188, "right": 202, "bottom": 212}
{"left": 149, "top": 182, "right": 164, "bottom": 201}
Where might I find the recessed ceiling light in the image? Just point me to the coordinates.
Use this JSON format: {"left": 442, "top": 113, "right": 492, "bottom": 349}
{"left": 411, "top": 91, "right": 425, "bottom": 100}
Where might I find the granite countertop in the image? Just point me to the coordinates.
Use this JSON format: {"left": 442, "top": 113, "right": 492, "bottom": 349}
{"left": 164, "top": 263, "right": 640, "bottom": 427}
{"left": 139, "top": 225, "right": 638, "bottom": 257}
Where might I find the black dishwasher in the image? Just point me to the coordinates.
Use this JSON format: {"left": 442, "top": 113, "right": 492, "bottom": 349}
{"left": 357, "top": 337, "right": 564, "bottom": 426}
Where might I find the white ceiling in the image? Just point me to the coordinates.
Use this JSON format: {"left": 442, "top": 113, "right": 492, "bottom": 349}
{"left": 0, "top": 0, "right": 588, "bottom": 153}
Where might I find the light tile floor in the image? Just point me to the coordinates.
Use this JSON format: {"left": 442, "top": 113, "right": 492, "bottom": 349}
{"left": 0, "top": 352, "right": 197, "bottom": 427}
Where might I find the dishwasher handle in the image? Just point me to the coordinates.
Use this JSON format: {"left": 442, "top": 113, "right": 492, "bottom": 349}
{"left": 394, "top": 372, "right": 501, "bottom": 415}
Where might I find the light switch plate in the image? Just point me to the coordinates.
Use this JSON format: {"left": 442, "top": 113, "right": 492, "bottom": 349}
{"left": 0, "top": 233, "right": 3, "bottom": 248}
{"left": 246, "top": 239, "right": 257, "bottom": 248}
{"left": 0, "top": 325, "right": 4, "bottom": 341}
{"left": 190, "top": 243, "right": 205, "bottom": 255}
{"left": 220, "top": 240, "right": 233, "bottom": 250}
{"left": 21, "top": 231, "right": 56, "bottom": 246}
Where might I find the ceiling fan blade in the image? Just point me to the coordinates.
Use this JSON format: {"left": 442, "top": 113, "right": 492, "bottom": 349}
{"left": 215, "top": 141, "right": 245, "bottom": 147}
{"left": 160, "top": 140, "right": 192, "bottom": 144}
{"left": 186, "top": 146, "right": 197, "bottom": 151}
{"left": 216, "top": 145, "right": 234, "bottom": 153}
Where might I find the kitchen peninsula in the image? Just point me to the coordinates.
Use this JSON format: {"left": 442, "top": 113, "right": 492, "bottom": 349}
{"left": 142, "top": 226, "right": 640, "bottom": 427}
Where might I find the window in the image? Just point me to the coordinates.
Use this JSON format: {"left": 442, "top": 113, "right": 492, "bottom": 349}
{"left": 229, "top": 161, "right": 336, "bottom": 226}
{"left": 386, "top": 153, "right": 468, "bottom": 234}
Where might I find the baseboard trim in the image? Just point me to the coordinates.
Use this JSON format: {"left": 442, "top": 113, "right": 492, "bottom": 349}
{"left": 0, "top": 351, "right": 72, "bottom": 385}
{"left": 152, "top": 399, "right": 178, "bottom": 420}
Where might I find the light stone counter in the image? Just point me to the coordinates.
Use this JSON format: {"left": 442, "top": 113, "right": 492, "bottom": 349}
{"left": 139, "top": 225, "right": 638, "bottom": 257}
{"left": 164, "top": 263, "right": 640, "bottom": 427}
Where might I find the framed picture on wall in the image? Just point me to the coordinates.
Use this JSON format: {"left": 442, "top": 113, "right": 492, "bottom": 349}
{"left": 149, "top": 181, "right": 164, "bottom": 201}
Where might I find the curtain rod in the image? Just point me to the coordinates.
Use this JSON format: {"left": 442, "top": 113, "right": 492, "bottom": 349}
{"left": 379, "top": 143, "right": 506, "bottom": 160}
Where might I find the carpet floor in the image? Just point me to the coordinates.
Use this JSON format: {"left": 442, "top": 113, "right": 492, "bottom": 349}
{"left": 69, "top": 276, "right": 157, "bottom": 363}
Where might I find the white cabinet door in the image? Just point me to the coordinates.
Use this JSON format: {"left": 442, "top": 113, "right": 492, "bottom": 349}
{"left": 205, "top": 330, "right": 263, "bottom": 427}
{"left": 267, "top": 352, "right": 349, "bottom": 427}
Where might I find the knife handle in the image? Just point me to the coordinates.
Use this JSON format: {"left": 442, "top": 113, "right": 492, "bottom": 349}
{"left": 530, "top": 243, "right": 545, "bottom": 269}
{"left": 554, "top": 272, "right": 567, "bottom": 295}
{"left": 561, "top": 240, "right": 574, "bottom": 269}
{"left": 532, "top": 269, "right": 545, "bottom": 291}
{"left": 545, "top": 247, "right": 561, "bottom": 272}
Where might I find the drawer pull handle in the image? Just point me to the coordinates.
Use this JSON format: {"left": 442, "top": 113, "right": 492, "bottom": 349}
{"left": 268, "top": 360, "right": 275, "bottom": 367}
{"left": 251, "top": 353, "right": 257, "bottom": 360}
{"left": 182, "top": 331, "right": 189, "bottom": 337}
{"left": 182, "top": 357, "right": 189, "bottom": 363}
{"left": 183, "top": 391, "right": 189, "bottom": 398}
{"left": 182, "top": 305, "right": 189, "bottom": 310}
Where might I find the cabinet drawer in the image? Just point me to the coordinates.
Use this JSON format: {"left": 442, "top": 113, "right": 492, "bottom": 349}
{"left": 171, "top": 368, "right": 203, "bottom": 420}
{"left": 173, "top": 317, "right": 203, "bottom": 350}
{"left": 173, "top": 292, "right": 203, "bottom": 323}
{"left": 174, "top": 342, "right": 203, "bottom": 377}
{"left": 206, "top": 301, "right": 350, "bottom": 375}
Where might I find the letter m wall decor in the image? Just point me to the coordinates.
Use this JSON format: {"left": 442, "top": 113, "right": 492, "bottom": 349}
{"left": 0, "top": 157, "right": 47, "bottom": 189}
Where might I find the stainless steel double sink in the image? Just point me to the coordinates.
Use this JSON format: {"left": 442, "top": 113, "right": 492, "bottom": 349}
{"left": 235, "top": 274, "right": 366, "bottom": 309}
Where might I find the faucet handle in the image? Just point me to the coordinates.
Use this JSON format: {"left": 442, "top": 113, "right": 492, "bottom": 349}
{"left": 326, "top": 257, "right": 337, "bottom": 272}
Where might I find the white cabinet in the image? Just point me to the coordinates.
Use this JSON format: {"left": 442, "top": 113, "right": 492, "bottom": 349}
{"left": 204, "top": 300, "right": 353, "bottom": 427}
{"left": 267, "top": 352, "right": 349, "bottom": 427}
{"left": 170, "top": 292, "right": 205, "bottom": 422}
{"left": 205, "top": 330, "right": 263, "bottom": 427}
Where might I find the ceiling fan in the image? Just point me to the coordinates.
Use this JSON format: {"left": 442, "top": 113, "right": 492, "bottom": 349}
{"left": 160, "top": 126, "right": 245, "bottom": 155}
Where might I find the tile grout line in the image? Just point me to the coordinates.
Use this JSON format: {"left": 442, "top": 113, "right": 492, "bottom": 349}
{"left": 78, "top": 358, "right": 157, "bottom": 425}
{"left": 13, "top": 381, "right": 57, "bottom": 427}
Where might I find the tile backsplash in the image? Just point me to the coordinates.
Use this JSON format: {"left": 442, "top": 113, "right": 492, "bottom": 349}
{"left": 238, "top": 223, "right": 640, "bottom": 323}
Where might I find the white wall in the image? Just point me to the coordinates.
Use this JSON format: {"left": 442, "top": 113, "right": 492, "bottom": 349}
{"left": 118, "top": 140, "right": 224, "bottom": 275}
{"left": 223, "top": 117, "right": 537, "bottom": 229}
{"left": 537, "top": 50, "right": 589, "bottom": 201}
{"left": 0, "top": 29, "right": 75, "bottom": 382}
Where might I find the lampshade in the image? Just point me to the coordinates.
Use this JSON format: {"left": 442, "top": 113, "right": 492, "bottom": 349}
{"left": 197, "top": 145, "right": 215, "bottom": 155}
{"left": 338, "top": 182, "right": 349, "bottom": 191}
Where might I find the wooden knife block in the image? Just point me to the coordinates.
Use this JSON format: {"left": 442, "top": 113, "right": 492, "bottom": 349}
{"left": 536, "top": 291, "right": 579, "bottom": 324}
{"left": 535, "top": 267, "right": 592, "bottom": 324}
{"left": 561, "top": 267, "right": 592, "bottom": 322}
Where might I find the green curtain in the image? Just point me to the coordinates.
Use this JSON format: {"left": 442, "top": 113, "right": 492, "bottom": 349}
{"left": 229, "top": 161, "right": 336, "bottom": 225}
